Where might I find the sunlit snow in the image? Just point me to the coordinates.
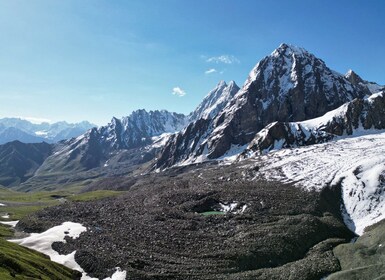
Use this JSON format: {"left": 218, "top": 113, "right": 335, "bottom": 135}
{"left": 248, "top": 132, "right": 385, "bottom": 235}
{"left": 35, "top": 130, "right": 48, "bottom": 136}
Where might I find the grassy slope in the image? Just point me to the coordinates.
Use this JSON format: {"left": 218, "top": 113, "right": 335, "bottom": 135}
{"left": 0, "top": 186, "right": 123, "bottom": 220}
{"left": 0, "top": 236, "right": 79, "bottom": 280}
{"left": 0, "top": 187, "right": 124, "bottom": 279}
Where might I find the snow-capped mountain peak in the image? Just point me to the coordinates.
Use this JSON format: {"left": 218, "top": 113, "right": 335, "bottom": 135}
{"left": 100, "top": 109, "right": 188, "bottom": 150}
{"left": 345, "top": 69, "right": 362, "bottom": 83}
{"left": 271, "top": 43, "right": 309, "bottom": 58}
{"left": 189, "top": 80, "right": 240, "bottom": 121}
{"left": 155, "top": 44, "right": 372, "bottom": 169}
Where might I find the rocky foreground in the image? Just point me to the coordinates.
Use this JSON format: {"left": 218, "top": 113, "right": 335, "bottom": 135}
{"left": 17, "top": 162, "right": 355, "bottom": 280}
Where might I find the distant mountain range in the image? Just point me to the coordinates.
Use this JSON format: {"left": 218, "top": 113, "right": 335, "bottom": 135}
{"left": 0, "top": 118, "right": 96, "bottom": 144}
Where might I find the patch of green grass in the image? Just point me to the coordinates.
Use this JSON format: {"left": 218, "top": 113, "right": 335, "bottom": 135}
{"left": 0, "top": 188, "right": 67, "bottom": 203}
{"left": 2, "top": 205, "right": 57, "bottom": 221}
{"left": 0, "top": 238, "right": 79, "bottom": 280}
{"left": 0, "top": 188, "right": 125, "bottom": 220}
{"left": 0, "top": 224, "right": 13, "bottom": 238}
{"left": 200, "top": 211, "right": 225, "bottom": 216}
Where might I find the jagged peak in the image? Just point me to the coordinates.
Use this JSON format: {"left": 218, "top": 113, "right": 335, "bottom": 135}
{"left": 216, "top": 80, "right": 227, "bottom": 88}
{"left": 110, "top": 116, "right": 120, "bottom": 123}
{"left": 227, "top": 80, "right": 238, "bottom": 88}
{"left": 109, "top": 117, "right": 121, "bottom": 128}
{"left": 189, "top": 81, "right": 240, "bottom": 122}
{"left": 271, "top": 43, "right": 310, "bottom": 58}
{"left": 345, "top": 69, "right": 364, "bottom": 85}
{"left": 345, "top": 69, "right": 354, "bottom": 76}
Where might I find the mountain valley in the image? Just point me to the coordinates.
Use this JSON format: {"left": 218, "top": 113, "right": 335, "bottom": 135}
{"left": 1, "top": 44, "right": 385, "bottom": 280}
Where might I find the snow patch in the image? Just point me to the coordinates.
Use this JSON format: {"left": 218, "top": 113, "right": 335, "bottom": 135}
{"left": 219, "top": 144, "right": 248, "bottom": 162}
{"left": 10, "top": 222, "right": 127, "bottom": 280}
{"left": 367, "top": 91, "right": 383, "bottom": 103}
{"left": 151, "top": 133, "right": 172, "bottom": 148}
{"left": 35, "top": 130, "right": 48, "bottom": 136}
{"left": 0, "top": 220, "right": 19, "bottom": 227}
{"left": 219, "top": 202, "right": 238, "bottom": 212}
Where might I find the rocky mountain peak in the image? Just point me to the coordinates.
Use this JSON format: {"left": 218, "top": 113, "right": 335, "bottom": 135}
{"left": 188, "top": 80, "right": 240, "bottom": 121}
{"left": 216, "top": 80, "right": 227, "bottom": 88}
{"left": 344, "top": 69, "right": 384, "bottom": 95}
{"left": 155, "top": 44, "right": 370, "bottom": 169}
{"left": 345, "top": 69, "right": 365, "bottom": 85}
{"left": 271, "top": 43, "right": 310, "bottom": 58}
{"left": 227, "top": 80, "right": 238, "bottom": 90}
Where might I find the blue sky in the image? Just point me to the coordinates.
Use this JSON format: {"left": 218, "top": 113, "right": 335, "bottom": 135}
{"left": 0, "top": 0, "right": 384, "bottom": 125}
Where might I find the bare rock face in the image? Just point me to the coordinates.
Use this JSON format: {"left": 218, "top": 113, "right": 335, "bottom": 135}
{"left": 155, "top": 118, "right": 212, "bottom": 168}
{"left": 155, "top": 81, "right": 240, "bottom": 168}
{"left": 155, "top": 44, "right": 369, "bottom": 169}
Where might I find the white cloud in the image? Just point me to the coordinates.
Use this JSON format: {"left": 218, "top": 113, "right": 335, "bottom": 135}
{"left": 172, "top": 87, "right": 186, "bottom": 97}
{"left": 205, "top": 68, "right": 217, "bottom": 74}
{"left": 206, "top": 55, "right": 240, "bottom": 64}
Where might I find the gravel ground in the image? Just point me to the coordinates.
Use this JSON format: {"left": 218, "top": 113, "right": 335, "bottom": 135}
{"left": 17, "top": 162, "right": 355, "bottom": 279}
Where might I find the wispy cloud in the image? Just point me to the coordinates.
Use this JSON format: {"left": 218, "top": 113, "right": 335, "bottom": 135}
{"left": 205, "top": 68, "right": 217, "bottom": 75}
{"left": 172, "top": 87, "right": 186, "bottom": 97}
{"left": 206, "top": 55, "right": 240, "bottom": 64}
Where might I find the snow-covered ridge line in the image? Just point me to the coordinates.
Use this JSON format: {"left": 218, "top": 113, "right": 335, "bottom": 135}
{"left": 241, "top": 90, "right": 385, "bottom": 157}
{"left": 10, "top": 222, "right": 127, "bottom": 280}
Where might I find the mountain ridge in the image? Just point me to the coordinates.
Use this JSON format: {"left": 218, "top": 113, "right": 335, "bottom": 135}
{"left": 240, "top": 90, "right": 385, "bottom": 156}
{"left": 0, "top": 118, "right": 96, "bottom": 144}
{"left": 2, "top": 43, "right": 384, "bottom": 193}
{"left": 154, "top": 43, "right": 382, "bottom": 169}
